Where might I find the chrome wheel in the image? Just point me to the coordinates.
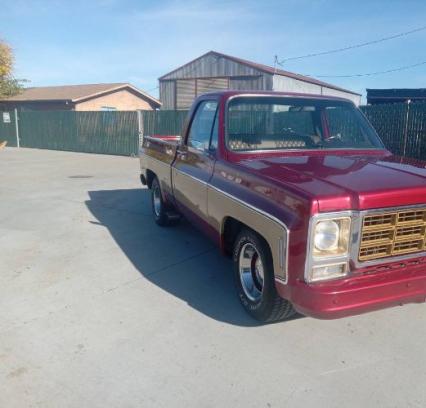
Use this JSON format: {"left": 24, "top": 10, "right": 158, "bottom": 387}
{"left": 153, "top": 184, "right": 162, "bottom": 217}
{"left": 239, "top": 243, "right": 264, "bottom": 302}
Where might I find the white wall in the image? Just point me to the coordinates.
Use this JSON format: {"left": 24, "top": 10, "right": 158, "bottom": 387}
{"left": 273, "top": 75, "right": 322, "bottom": 94}
{"left": 272, "top": 75, "right": 361, "bottom": 106}
{"left": 321, "top": 87, "right": 361, "bottom": 106}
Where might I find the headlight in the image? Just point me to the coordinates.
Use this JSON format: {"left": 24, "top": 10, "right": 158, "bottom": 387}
{"left": 313, "top": 217, "right": 351, "bottom": 257}
{"left": 306, "top": 214, "right": 352, "bottom": 282}
{"left": 314, "top": 220, "right": 339, "bottom": 251}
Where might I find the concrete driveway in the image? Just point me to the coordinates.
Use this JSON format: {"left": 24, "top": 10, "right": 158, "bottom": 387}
{"left": 1, "top": 147, "right": 425, "bottom": 408}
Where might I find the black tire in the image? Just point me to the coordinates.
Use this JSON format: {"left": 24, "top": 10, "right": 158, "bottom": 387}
{"left": 151, "top": 177, "right": 171, "bottom": 226}
{"left": 233, "top": 229, "right": 296, "bottom": 323}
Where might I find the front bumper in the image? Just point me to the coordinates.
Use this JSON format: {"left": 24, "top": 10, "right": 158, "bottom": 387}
{"left": 277, "top": 263, "right": 426, "bottom": 319}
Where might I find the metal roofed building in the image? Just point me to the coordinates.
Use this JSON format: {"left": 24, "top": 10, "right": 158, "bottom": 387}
{"left": 159, "top": 51, "right": 361, "bottom": 109}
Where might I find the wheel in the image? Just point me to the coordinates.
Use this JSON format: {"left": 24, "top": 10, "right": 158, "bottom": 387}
{"left": 233, "top": 229, "right": 296, "bottom": 323}
{"left": 151, "top": 176, "right": 172, "bottom": 226}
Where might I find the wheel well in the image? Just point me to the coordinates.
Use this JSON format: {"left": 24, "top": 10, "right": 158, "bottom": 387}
{"left": 222, "top": 217, "right": 274, "bottom": 260}
{"left": 222, "top": 217, "right": 268, "bottom": 256}
{"left": 146, "top": 169, "right": 155, "bottom": 189}
{"left": 222, "top": 217, "right": 243, "bottom": 256}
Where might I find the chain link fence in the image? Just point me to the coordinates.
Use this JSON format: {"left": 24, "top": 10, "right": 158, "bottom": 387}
{"left": 17, "top": 111, "right": 139, "bottom": 156}
{"left": 0, "top": 103, "right": 425, "bottom": 159}
{"left": 361, "top": 102, "right": 426, "bottom": 160}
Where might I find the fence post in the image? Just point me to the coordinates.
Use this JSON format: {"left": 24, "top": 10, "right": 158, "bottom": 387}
{"left": 402, "top": 100, "right": 411, "bottom": 157}
{"left": 137, "top": 110, "right": 144, "bottom": 149}
{"left": 14, "top": 108, "right": 20, "bottom": 148}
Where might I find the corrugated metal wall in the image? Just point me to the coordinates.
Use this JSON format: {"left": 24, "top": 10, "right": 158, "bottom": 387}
{"left": 272, "top": 75, "right": 321, "bottom": 95}
{"left": 176, "top": 79, "right": 196, "bottom": 110}
{"left": 161, "top": 53, "right": 266, "bottom": 80}
{"left": 174, "top": 77, "right": 232, "bottom": 109}
{"left": 322, "top": 87, "right": 362, "bottom": 106}
{"left": 159, "top": 81, "right": 175, "bottom": 110}
{"left": 229, "top": 76, "right": 266, "bottom": 90}
{"left": 272, "top": 75, "right": 361, "bottom": 106}
{"left": 197, "top": 77, "right": 229, "bottom": 94}
{"left": 162, "top": 75, "right": 273, "bottom": 110}
{"left": 159, "top": 53, "right": 274, "bottom": 109}
{"left": 159, "top": 52, "right": 360, "bottom": 108}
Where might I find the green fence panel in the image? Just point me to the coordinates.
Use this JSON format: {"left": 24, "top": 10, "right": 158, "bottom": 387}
{"left": 404, "top": 103, "right": 426, "bottom": 160}
{"left": 14, "top": 110, "right": 189, "bottom": 156}
{"left": 7, "top": 104, "right": 426, "bottom": 161}
{"left": 361, "top": 102, "right": 426, "bottom": 160}
{"left": 0, "top": 110, "right": 17, "bottom": 147}
{"left": 19, "top": 110, "right": 139, "bottom": 156}
{"left": 141, "top": 110, "right": 188, "bottom": 136}
{"left": 74, "top": 111, "right": 139, "bottom": 155}
{"left": 361, "top": 104, "right": 408, "bottom": 156}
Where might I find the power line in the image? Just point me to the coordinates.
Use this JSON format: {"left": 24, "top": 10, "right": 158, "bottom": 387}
{"left": 146, "top": 86, "right": 159, "bottom": 92}
{"left": 303, "top": 60, "right": 426, "bottom": 78}
{"left": 277, "top": 25, "right": 426, "bottom": 64}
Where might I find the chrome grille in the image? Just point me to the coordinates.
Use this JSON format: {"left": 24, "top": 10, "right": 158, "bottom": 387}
{"left": 359, "top": 208, "right": 426, "bottom": 261}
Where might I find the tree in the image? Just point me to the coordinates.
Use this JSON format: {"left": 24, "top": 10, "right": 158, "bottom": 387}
{"left": 0, "top": 40, "right": 24, "bottom": 98}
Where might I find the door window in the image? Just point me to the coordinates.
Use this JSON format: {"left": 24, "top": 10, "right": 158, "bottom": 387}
{"left": 188, "top": 101, "right": 218, "bottom": 151}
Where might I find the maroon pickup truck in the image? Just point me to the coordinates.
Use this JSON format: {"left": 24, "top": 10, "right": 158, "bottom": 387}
{"left": 139, "top": 91, "right": 426, "bottom": 323}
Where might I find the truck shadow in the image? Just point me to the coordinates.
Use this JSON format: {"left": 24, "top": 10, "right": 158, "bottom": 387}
{"left": 86, "top": 188, "right": 281, "bottom": 326}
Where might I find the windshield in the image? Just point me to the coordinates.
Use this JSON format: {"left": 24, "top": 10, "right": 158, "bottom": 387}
{"left": 227, "top": 97, "right": 384, "bottom": 151}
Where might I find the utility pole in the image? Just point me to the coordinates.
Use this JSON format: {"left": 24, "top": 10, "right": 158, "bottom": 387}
{"left": 273, "top": 55, "right": 278, "bottom": 74}
{"left": 14, "top": 108, "right": 20, "bottom": 148}
{"left": 402, "top": 99, "right": 411, "bottom": 157}
{"left": 137, "top": 110, "right": 144, "bottom": 149}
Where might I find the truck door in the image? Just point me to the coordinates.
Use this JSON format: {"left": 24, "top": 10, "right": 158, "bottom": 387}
{"left": 172, "top": 99, "right": 219, "bottom": 221}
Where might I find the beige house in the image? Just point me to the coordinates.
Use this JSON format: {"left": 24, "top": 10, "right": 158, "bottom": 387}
{"left": 0, "top": 83, "right": 161, "bottom": 111}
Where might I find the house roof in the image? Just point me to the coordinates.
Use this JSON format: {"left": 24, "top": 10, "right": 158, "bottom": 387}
{"left": 2, "top": 83, "right": 161, "bottom": 106}
{"left": 160, "top": 51, "right": 361, "bottom": 96}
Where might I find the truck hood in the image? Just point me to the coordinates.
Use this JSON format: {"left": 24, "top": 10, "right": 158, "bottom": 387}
{"left": 238, "top": 153, "right": 426, "bottom": 212}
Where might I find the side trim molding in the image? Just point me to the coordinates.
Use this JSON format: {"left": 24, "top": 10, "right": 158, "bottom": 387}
{"left": 165, "top": 165, "right": 290, "bottom": 283}
{"left": 173, "top": 167, "right": 208, "bottom": 185}
{"left": 146, "top": 155, "right": 173, "bottom": 168}
{"left": 208, "top": 183, "right": 290, "bottom": 284}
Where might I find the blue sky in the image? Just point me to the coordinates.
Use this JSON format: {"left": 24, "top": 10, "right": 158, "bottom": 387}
{"left": 1, "top": 0, "right": 425, "bottom": 102}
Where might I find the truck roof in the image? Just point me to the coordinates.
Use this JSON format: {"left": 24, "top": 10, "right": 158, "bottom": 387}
{"left": 200, "top": 90, "right": 355, "bottom": 103}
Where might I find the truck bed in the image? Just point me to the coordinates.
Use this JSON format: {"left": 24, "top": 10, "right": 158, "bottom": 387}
{"left": 139, "top": 134, "right": 181, "bottom": 197}
{"left": 142, "top": 135, "right": 181, "bottom": 165}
